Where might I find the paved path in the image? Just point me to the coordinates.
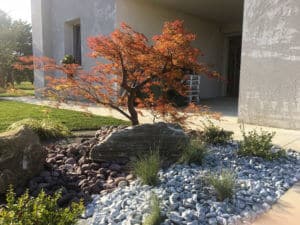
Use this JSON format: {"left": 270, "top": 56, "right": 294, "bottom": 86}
{"left": 3, "top": 96, "right": 300, "bottom": 150}
{"left": 2, "top": 96, "right": 300, "bottom": 224}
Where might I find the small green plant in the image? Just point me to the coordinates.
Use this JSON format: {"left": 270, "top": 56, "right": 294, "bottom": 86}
{"left": 207, "top": 170, "right": 236, "bottom": 201}
{"left": 7, "top": 118, "right": 72, "bottom": 140}
{"left": 60, "top": 54, "right": 75, "bottom": 64}
{"left": 143, "top": 194, "right": 163, "bottom": 225}
{"left": 201, "top": 121, "right": 233, "bottom": 145}
{"left": 179, "top": 139, "right": 206, "bottom": 165}
{"left": 133, "top": 151, "right": 160, "bottom": 186}
{"left": 0, "top": 187, "right": 84, "bottom": 225}
{"left": 238, "top": 128, "right": 285, "bottom": 160}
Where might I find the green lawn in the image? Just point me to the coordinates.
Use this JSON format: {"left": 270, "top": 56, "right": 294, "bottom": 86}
{"left": 0, "top": 82, "right": 35, "bottom": 97}
{"left": 0, "top": 100, "right": 130, "bottom": 132}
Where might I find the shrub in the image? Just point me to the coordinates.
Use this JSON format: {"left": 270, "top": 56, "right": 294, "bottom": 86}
{"left": 179, "top": 140, "right": 206, "bottom": 165}
{"left": 143, "top": 194, "right": 163, "bottom": 225}
{"left": 15, "top": 82, "right": 34, "bottom": 90}
{"left": 133, "top": 151, "right": 160, "bottom": 186}
{"left": 201, "top": 121, "right": 233, "bottom": 145}
{"left": 207, "top": 170, "right": 236, "bottom": 201}
{"left": 0, "top": 187, "right": 84, "bottom": 225}
{"left": 7, "top": 118, "right": 72, "bottom": 140}
{"left": 60, "top": 54, "right": 75, "bottom": 64}
{"left": 238, "top": 129, "right": 285, "bottom": 160}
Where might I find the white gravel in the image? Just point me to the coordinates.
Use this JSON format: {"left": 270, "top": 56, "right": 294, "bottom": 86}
{"left": 79, "top": 143, "right": 300, "bottom": 225}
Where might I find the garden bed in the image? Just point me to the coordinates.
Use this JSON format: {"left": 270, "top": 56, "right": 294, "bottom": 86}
{"left": 79, "top": 143, "right": 300, "bottom": 225}
{"left": 21, "top": 126, "right": 133, "bottom": 207}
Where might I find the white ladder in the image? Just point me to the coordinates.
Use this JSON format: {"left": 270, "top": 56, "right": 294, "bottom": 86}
{"left": 186, "top": 74, "right": 201, "bottom": 104}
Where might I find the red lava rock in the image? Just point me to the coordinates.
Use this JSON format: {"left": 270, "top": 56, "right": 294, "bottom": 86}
{"left": 126, "top": 174, "right": 135, "bottom": 180}
{"left": 100, "top": 190, "right": 108, "bottom": 195}
{"left": 78, "top": 175, "right": 87, "bottom": 179}
{"left": 118, "top": 180, "right": 128, "bottom": 188}
{"left": 48, "top": 153, "right": 56, "bottom": 158}
{"left": 65, "top": 158, "right": 76, "bottom": 165}
{"left": 90, "top": 162, "right": 101, "bottom": 170}
{"left": 78, "top": 156, "right": 86, "bottom": 166}
{"left": 110, "top": 171, "right": 118, "bottom": 178}
{"left": 75, "top": 167, "right": 82, "bottom": 175}
{"left": 24, "top": 126, "right": 135, "bottom": 206}
{"left": 103, "top": 183, "right": 116, "bottom": 189}
{"left": 46, "top": 157, "right": 56, "bottom": 164}
{"left": 78, "top": 179, "right": 88, "bottom": 188}
{"left": 114, "top": 177, "right": 126, "bottom": 184}
{"left": 55, "top": 153, "right": 65, "bottom": 160}
{"left": 98, "top": 168, "right": 107, "bottom": 175}
{"left": 67, "top": 145, "right": 80, "bottom": 155}
{"left": 107, "top": 179, "right": 114, "bottom": 184}
{"left": 96, "top": 174, "right": 106, "bottom": 180}
{"left": 81, "top": 164, "right": 91, "bottom": 171}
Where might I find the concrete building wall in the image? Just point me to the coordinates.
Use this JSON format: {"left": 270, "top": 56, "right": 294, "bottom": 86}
{"left": 31, "top": 0, "right": 52, "bottom": 95}
{"left": 116, "top": 0, "right": 227, "bottom": 99}
{"left": 31, "top": 0, "right": 117, "bottom": 89}
{"left": 239, "top": 0, "right": 300, "bottom": 129}
{"left": 32, "top": 0, "right": 243, "bottom": 99}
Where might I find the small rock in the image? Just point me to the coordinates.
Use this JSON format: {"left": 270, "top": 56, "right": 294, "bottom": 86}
{"left": 81, "top": 164, "right": 91, "bottom": 172}
{"left": 65, "top": 158, "right": 76, "bottom": 165}
{"left": 118, "top": 180, "right": 128, "bottom": 188}
{"left": 208, "top": 217, "right": 217, "bottom": 225}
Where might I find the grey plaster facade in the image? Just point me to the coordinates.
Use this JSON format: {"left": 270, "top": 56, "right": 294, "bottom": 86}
{"left": 31, "top": 0, "right": 300, "bottom": 129}
{"left": 239, "top": 0, "right": 300, "bottom": 129}
{"left": 31, "top": 0, "right": 117, "bottom": 92}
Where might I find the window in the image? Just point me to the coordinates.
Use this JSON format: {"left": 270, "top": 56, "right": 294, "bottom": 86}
{"left": 73, "top": 24, "right": 82, "bottom": 65}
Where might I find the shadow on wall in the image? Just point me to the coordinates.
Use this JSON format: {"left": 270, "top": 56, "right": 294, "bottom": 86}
{"left": 200, "top": 97, "right": 238, "bottom": 117}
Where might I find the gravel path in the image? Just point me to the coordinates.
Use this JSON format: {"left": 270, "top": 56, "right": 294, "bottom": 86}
{"left": 79, "top": 143, "right": 300, "bottom": 225}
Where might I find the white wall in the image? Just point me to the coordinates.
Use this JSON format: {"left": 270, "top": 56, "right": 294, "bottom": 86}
{"left": 116, "top": 0, "right": 226, "bottom": 99}
{"left": 33, "top": 0, "right": 233, "bottom": 99}
{"left": 31, "top": 0, "right": 52, "bottom": 95}
{"left": 32, "top": 0, "right": 117, "bottom": 85}
{"left": 239, "top": 0, "right": 300, "bottom": 129}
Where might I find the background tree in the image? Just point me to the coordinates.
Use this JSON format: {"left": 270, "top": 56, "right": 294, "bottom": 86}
{"left": 0, "top": 10, "right": 32, "bottom": 88}
{"left": 16, "top": 20, "right": 220, "bottom": 125}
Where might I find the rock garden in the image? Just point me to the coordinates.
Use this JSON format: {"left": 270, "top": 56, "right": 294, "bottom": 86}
{"left": 1, "top": 119, "right": 299, "bottom": 225}
{"left": 2, "top": 17, "right": 300, "bottom": 225}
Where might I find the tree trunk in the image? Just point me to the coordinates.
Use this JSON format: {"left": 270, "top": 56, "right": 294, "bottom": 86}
{"left": 128, "top": 92, "right": 139, "bottom": 126}
{"left": 7, "top": 71, "right": 15, "bottom": 88}
{"left": 0, "top": 69, "right": 5, "bottom": 88}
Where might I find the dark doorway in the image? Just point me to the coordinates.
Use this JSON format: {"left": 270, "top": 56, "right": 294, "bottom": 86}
{"left": 227, "top": 36, "right": 241, "bottom": 97}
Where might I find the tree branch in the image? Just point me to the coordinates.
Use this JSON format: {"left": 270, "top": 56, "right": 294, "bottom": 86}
{"left": 119, "top": 52, "right": 130, "bottom": 91}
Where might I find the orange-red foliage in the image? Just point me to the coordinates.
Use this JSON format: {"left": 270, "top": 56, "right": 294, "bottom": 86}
{"left": 15, "top": 20, "right": 220, "bottom": 125}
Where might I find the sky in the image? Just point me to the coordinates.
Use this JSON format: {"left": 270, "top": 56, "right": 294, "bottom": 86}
{"left": 0, "top": 0, "right": 31, "bottom": 23}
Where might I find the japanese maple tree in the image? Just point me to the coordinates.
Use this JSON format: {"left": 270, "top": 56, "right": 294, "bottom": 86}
{"left": 15, "top": 20, "right": 219, "bottom": 125}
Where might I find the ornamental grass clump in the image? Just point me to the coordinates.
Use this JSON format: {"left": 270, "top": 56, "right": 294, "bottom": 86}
{"left": 0, "top": 187, "right": 84, "bottom": 225}
{"left": 133, "top": 151, "right": 160, "bottom": 186}
{"left": 7, "top": 118, "right": 72, "bottom": 140}
{"left": 208, "top": 170, "right": 236, "bottom": 201}
{"left": 201, "top": 121, "right": 233, "bottom": 145}
{"left": 238, "top": 128, "right": 285, "bottom": 160}
{"left": 142, "top": 194, "right": 163, "bottom": 225}
{"left": 179, "top": 139, "right": 206, "bottom": 165}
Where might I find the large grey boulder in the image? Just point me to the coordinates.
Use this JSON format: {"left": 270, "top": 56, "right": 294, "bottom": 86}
{"left": 90, "top": 122, "right": 189, "bottom": 161}
{"left": 0, "top": 126, "right": 46, "bottom": 193}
